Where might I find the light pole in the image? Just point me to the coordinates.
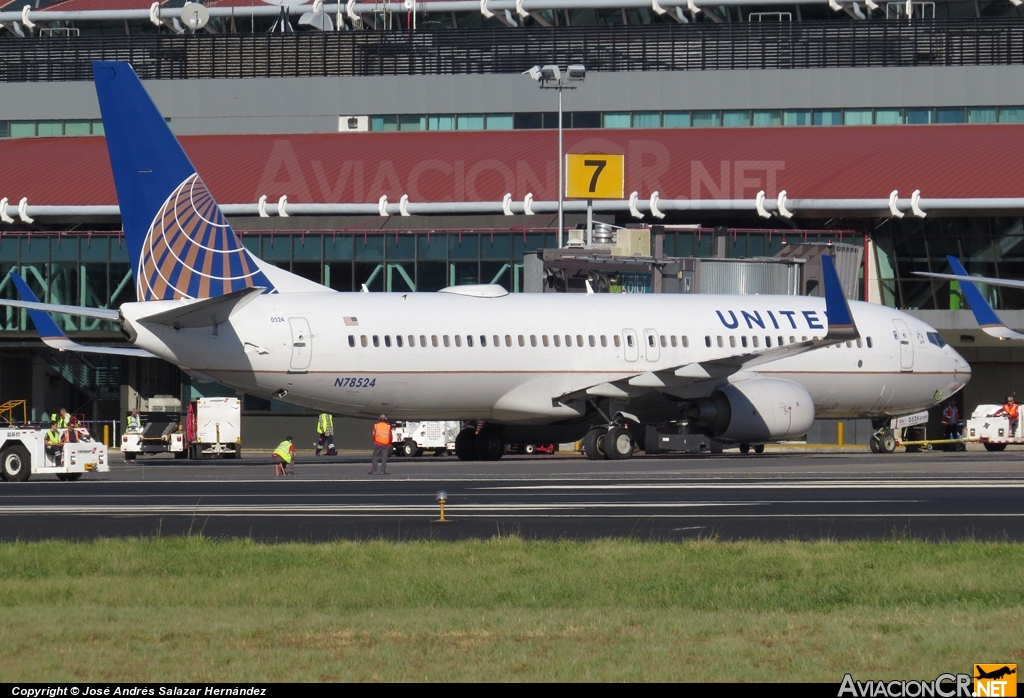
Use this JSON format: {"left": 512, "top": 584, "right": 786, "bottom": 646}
{"left": 524, "top": 64, "right": 586, "bottom": 249}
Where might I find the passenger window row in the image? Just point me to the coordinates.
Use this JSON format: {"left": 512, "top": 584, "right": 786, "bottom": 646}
{"left": 348, "top": 333, "right": 617, "bottom": 349}
{"left": 701, "top": 334, "right": 875, "bottom": 349}
{"left": 345, "top": 332, "right": 874, "bottom": 352}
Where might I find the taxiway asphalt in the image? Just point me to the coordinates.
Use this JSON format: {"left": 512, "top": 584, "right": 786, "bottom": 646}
{"left": 2, "top": 449, "right": 1023, "bottom": 541}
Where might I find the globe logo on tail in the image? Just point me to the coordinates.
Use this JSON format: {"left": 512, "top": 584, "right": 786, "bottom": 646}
{"left": 138, "top": 174, "right": 274, "bottom": 301}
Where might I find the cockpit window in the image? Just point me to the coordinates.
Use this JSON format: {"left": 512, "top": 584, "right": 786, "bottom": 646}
{"left": 926, "top": 332, "right": 947, "bottom": 348}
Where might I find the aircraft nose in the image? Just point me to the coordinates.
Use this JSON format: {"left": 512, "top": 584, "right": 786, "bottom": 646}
{"left": 948, "top": 347, "right": 972, "bottom": 382}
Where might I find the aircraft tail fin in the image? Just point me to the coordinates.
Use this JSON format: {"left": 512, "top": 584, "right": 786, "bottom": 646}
{"left": 92, "top": 61, "right": 325, "bottom": 301}
{"left": 945, "top": 255, "right": 1024, "bottom": 340}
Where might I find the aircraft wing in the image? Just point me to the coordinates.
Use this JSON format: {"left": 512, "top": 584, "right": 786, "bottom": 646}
{"left": 915, "top": 255, "right": 1024, "bottom": 340}
{"left": 557, "top": 255, "right": 860, "bottom": 403}
{"left": 8, "top": 272, "right": 156, "bottom": 358}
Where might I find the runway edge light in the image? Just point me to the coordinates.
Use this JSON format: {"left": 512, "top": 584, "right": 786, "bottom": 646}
{"left": 435, "top": 490, "right": 451, "bottom": 523}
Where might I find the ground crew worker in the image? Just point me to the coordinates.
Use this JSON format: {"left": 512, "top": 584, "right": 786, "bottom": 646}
{"left": 941, "top": 400, "right": 963, "bottom": 451}
{"left": 273, "top": 436, "right": 295, "bottom": 477}
{"left": 990, "top": 396, "right": 1019, "bottom": 438}
{"left": 369, "top": 415, "right": 392, "bottom": 475}
{"left": 61, "top": 417, "right": 81, "bottom": 444}
{"left": 44, "top": 421, "right": 62, "bottom": 465}
{"left": 315, "top": 412, "right": 335, "bottom": 456}
{"left": 127, "top": 409, "right": 142, "bottom": 433}
{"left": 50, "top": 408, "right": 69, "bottom": 429}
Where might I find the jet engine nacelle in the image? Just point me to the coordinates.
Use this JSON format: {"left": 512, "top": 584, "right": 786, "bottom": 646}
{"left": 684, "top": 378, "right": 815, "bottom": 442}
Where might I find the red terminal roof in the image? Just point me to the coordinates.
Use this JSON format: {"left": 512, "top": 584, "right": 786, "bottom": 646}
{"left": 2, "top": 125, "right": 1023, "bottom": 207}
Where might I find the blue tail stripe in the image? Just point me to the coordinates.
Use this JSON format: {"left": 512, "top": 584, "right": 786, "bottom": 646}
{"left": 10, "top": 272, "right": 68, "bottom": 340}
{"left": 947, "top": 255, "right": 1003, "bottom": 327}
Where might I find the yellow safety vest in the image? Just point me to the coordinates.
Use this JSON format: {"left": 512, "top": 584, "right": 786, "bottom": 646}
{"left": 273, "top": 440, "right": 293, "bottom": 464}
{"left": 51, "top": 413, "right": 69, "bottom": 428}
{"left": 317, "top": 414, "right": 333, "bottom": 434}
{"left": 45, "top": 429, "right": 61, "bottom": 445}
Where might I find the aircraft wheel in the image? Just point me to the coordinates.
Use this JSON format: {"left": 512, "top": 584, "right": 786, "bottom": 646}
{"left": 879, "top": 432, "right": 897, "bottom": 454}
{"left": 581, "top": 427, "right": 607, "bottom": 460}
{"left": 56, "top": 473, "right": 82, "bottom": 482}
{"left": 604, "top": 425, "right": 634, "bottom": 460}
{"left": 869, "top": 436, "right": 880, "bottom": 453}
{"left": 474, "top": 429, "right": 505, "bottom": 461}
{"left": 454, "top": 428, "right": 476, "bottom": 461}
{"left": 739, "top": 443, "right": 750, "bottom": 454}
{"left": 400, "top": 440, "right": 417, "bottom": 458}
{"left": 753, "top": 444, "right": 765, "bottom": 454}
{"left": 1, "top": 444, "right": 31, "bottom": 482}
{"left": 984, "top": 443, "right": 1007, "bottom": 452}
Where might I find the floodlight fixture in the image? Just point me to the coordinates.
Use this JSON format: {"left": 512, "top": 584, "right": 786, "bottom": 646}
{"left": 540, "top": 64, "right": 561, "bottom": 82}
{"left": 566, "top": 64, "right": 587, "bottom": 82}
{"left": 523, "top": 65, "right": 543, "bottom": 81}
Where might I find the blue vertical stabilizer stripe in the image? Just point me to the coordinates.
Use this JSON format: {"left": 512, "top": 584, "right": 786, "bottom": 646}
{"left": 822, "top": 255, "right": 854, "bottom": 330}
{"left": 11, "top": 272, "right": 67, "bottom": 341}
{"left": 92, "top": 62, "right": 197, "bottom": 283}
{"left": 947, "top": 255, "right": 1004, "bottom": 327}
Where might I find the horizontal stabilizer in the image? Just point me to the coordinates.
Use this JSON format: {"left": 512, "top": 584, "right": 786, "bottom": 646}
{"left": 138, "top": 286, "right": 264, "bottom": 328}
{"left": 0, "top": 297, "right": 120, "bottom": 321}
{"left": 9, "top": 272, "right": 154, "bottom": 357}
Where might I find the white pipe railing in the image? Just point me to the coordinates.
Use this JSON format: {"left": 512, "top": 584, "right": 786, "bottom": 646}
{"left": 2, "top": 194, "right": 1023, "bottom": 221}
{"left": 0, "top": 0, "right": 1000, "bottom": 24}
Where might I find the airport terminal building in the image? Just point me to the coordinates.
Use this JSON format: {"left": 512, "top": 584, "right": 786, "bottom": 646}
{"left": 1, "top": 0, "right": 1024, "bottom": 445}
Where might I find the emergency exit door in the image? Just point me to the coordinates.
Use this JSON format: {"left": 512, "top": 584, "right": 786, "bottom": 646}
{"left": 289, "top": 317, "right": 311, "bottom": 371}
{"left": 892, "top": 319, "right": 914, "bottom": 371}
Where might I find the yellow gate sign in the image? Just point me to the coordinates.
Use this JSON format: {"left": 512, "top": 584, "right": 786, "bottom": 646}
{"left": 565, "top": 153, "right": 624, "bottom": 199}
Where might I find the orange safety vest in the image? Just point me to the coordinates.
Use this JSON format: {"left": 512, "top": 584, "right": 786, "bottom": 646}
{"left": 1005, "top": 403, "right": 1020, "bottom": 419}
{"left": 373, "top": 421, "right": 392, "bottom": 446}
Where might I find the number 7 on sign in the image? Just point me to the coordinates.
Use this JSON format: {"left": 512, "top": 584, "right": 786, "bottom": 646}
{"left": 565, "top": 153, "right": 625, "bottom": 200}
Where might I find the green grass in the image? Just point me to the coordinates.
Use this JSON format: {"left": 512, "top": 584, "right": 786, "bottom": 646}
{"left": 1, "top": 538, "right": 1021, "bottom": 681}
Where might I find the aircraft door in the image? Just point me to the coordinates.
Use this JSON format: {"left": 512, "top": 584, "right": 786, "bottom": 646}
{"left": 643, "top": 329, "right": 660, "bottom": 362}
{"left": 289, "top": 317, "right": 312, "bottom": 371}
{"left": 892, "top": 319, "right": 914, "bottom": 371}
{"left": 622, "top": 329, "right": 639, "bottom": 362}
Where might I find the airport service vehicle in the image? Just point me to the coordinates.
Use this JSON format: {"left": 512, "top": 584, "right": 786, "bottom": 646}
{"left": 965, "top": 405, "right": 1020, "bottom": 451}
{"left": 121, "top": 410, "right": 186, "bottom": 459}
{"left": 120, "top": 398, "right": 241, "bottom": 459}
{"left": 0, "top": 427, "right": 109, "bottom": 482}
{"left": 0, "top": 62, "right": 971, "bottom": 464}
{"left": 391, "top": 420, "right": 460, "bottom": 456}
{"left": 185, "top": 398, "right": 242, "bottom": 459}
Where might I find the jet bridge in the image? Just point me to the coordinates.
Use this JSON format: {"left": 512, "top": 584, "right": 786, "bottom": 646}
{"left": 526, "top": 225, "right": 863, "bottom": 299}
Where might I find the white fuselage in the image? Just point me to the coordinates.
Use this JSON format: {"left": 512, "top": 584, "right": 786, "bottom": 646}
{"left": 121, "top": 291, "right": 970, "bottom": 425}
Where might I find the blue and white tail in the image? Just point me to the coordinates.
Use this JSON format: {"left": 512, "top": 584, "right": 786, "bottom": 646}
{"left": 92, "top": 61, "right": 324, "bottom": 301}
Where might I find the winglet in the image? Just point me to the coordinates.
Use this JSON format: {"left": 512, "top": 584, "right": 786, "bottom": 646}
{"left": 10, "top": 272, "right": 68, "bottom": 343}
{"left": 822, "top": 255, "right": 858, "bottom": 340}
{"left": 946, "top": 255, "right": 1024, "bottom": 340}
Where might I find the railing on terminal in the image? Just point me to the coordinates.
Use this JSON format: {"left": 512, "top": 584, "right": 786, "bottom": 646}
{"left": 2, "top": 19, "right": 1024, "bottom": 81}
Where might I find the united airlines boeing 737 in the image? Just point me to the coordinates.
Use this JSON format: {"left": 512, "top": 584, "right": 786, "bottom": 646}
{"left": 0, "top": 62, "right": 970, "bottom": 460}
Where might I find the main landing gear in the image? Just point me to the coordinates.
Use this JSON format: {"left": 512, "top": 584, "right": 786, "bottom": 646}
{"left": 454, "top": 425, "right": 505, "bottom": 461}
{"left": 582, "top": 420, "right": 642, "bottom": 461}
